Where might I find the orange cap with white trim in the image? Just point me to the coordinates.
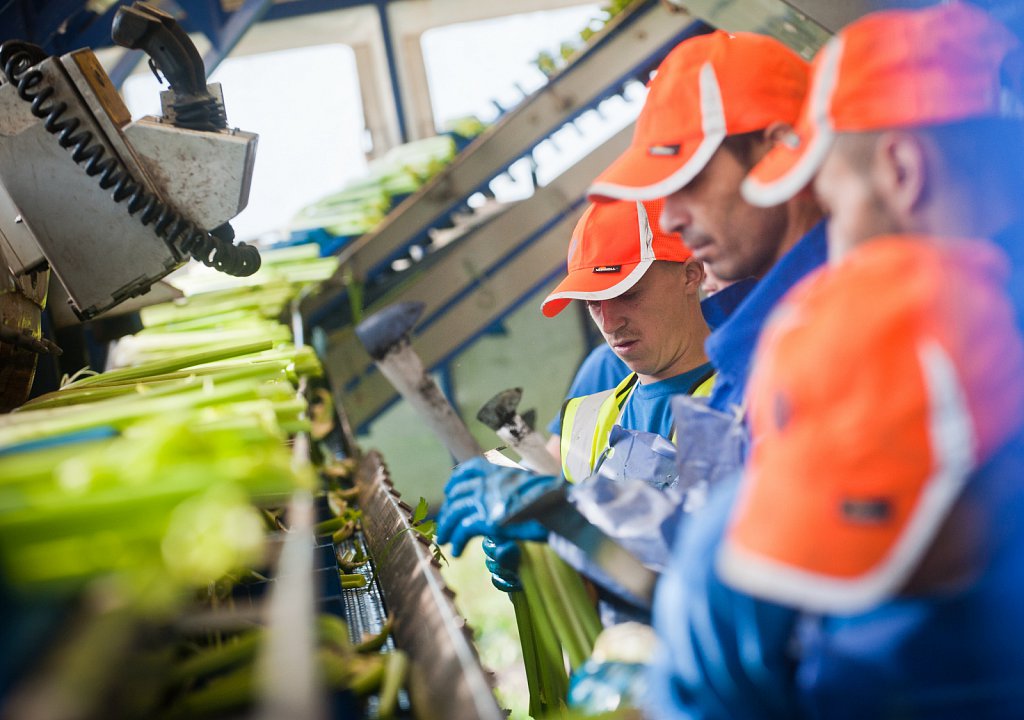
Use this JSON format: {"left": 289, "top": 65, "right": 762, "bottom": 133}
{"left": 541, "top": 199, "right": 690, "bottom": 318}
{"left": 588, "top": 30, "right": 809, "bottom": 202}
{"left": 743, "top": 2, "right": 1023, "bottom": 207}
{"left": 717, "top": 236, "right": 1024, "bottom": 614}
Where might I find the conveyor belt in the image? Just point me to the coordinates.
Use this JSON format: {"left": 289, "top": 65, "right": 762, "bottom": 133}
{"left": 354, "top": 451, "right": 504, "bottom": 720}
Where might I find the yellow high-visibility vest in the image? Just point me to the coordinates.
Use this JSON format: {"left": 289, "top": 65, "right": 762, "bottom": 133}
{"left": 559, "top": 369, "right": 716, "bottom": 483}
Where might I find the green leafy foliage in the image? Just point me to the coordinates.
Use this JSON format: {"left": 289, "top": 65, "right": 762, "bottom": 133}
{"left": 533, "top": 0, "right": 642, "bottom": 76}
{"left": 380, "top": 496, "right": 447, "bottom": 567}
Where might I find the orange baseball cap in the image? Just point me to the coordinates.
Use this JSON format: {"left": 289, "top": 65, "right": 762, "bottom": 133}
{"left": 743, "top": 3, "right": 1023, "bottom": 207}
{"left": 540, "top": 199, "right": 690, "bottom": 318}
{"left": 588, "top": 30, "right": 809, "bottom": 202}
{"left": 717, "top": 235, "right": 1024, "bottom": 614}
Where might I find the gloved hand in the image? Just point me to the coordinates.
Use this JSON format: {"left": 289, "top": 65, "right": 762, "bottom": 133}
{"left": 568, "top": 621, "right": 656, "bottom": 713}
{"left": 482, "top": 537, "right": 521, "bottom": 593}
{"left": 436, "top": 457, "right": 558, "bottom": 556}
{"left": 568, "top": 659, "right": 649, "bottom": 713}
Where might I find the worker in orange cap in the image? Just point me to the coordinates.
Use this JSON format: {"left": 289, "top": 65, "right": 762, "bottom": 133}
{"left": 572, "top": 28, "right": 824, "bottom": 717}
{"left": 657, "top": 4, "right": 1024, "bottom": 719}
{"left": 540, "top": 198, "right": 713, "bottom": 484}
{"left": 438, "top": 200, "right": 716, "bottom": 610}
{"left": 589, "top": 29, "right": 823, "bottom": 419}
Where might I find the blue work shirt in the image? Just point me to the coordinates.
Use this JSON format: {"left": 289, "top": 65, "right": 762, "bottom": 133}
{"left": 705, "top": 221, "right": 828, "bottom": 414}
{"left": 700, "top": 277, "right": 757, "bottom": 331}
{"left": 619, "top": 362, "right": 715, "bottom": 440}
{"left": 650, "top": 444, "right": 1024, "bottom": 720}
{"left": 646, "top": 222, "right": 828, "bottom": 720}
{"left": 796, "top": 433, "right": 1024, "bottom": 720}
{"left": 992, "top": 222, "right": 1024, "bottom": 334}
{"left": 648, "top": 222, "right": 1024, "bottom": 720}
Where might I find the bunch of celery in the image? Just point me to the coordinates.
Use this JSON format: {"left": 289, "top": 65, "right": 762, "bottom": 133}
{"left": 290, "top": 134, "right": 460, "bottom": 237}
{"left": 153, "top": 613, "right": 407, "bottom": 720}
{"left": 8, "top": 340, "right": 317, "bottom": 435}
{"left": 164, "top": 243, "right": 341, "bottom": 299}
{"left": 514, "top": 542, "right": 602, "bottom": 718}
{"left": 104, "top": 245, "right": 338, "bottom": 368}
{"left": 0, "top": 334, "right": 323, "bottom": 600}
{"left": 7, "top": 605, "right": 407, "bottom": 720}
{"left": 0, "top": 412, "right": 313, "bottom": 601}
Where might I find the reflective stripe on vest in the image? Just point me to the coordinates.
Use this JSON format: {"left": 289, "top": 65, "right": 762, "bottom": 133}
{"left": 560, "top": 368, "right": 717, "bottom": 483}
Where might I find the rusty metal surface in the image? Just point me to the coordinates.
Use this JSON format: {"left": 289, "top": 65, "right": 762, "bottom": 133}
{"left": 666, "top": 0, "right": 831, "bottom": 57}
{"left": 354, "top": 451, "right": 503, "bottom": 720}
{"left": 0, "top": 265, "right": 49, "bottom": 412}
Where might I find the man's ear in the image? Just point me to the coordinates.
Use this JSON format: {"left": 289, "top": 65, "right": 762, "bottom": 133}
{"left": 682, "top": 257, "right": 705, "bottom": 293}
{"left": 874, "top": 130, "right": 929, "bottom": 221}
{"left": 764, "top": 121, "right": 796, "bottom": 146}
{"left": 740, "top": 122, "right": 794, "bottom": 165}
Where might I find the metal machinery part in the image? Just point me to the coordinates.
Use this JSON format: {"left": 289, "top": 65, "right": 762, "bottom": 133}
{"left": 0, "top": 43, "right": 259, "bottom": 321}
{"left": 354, "top": 451, "right": 505, "bottom": 720}
{"left": 0, "top": 243, "right": 52, "bottom": 412}
{"left": 0, "top": 48, "right": 188, "bottom": 319}
{"left": 661, "top": 0, "right": 898, "bottom": 56}
{"left": 0, "top": 1, "right": 261, "bottom": 410}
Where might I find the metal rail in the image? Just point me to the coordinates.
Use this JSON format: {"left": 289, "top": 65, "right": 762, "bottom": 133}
{"left": 355, "top": 451, "right": 504, "bottom": 720}
{"left": 322, "top": 123, "right": 633, "bottom": 431}
{"left": 662, "top": 0, "right": 836, "bottom": 57}
{"left": 300, "top": 0, "right": 703, "bottom": 327}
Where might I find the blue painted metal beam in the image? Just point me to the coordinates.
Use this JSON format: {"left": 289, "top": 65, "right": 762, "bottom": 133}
{"left": 202, "top": 0, "right": 274, "bottom": 76}
{"left": 0, "top": 2, "right": 34, "bottom": 45}
{"left": 181, "top": 0, "right": 228, "bottom": 45}
{"left": 9, "top": 0, "right": 101, "bottom": 53}
{"left": 374, "top": 0, "right": 408, "bottom": 143}
{"left": 108, "top": 47, "right": 144, "bottom": 88}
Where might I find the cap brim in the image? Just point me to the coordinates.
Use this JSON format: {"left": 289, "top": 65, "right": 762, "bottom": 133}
{"left": 541, "top": 259, "right": 651, "bottom": 317}
{"left": 741, "top": 118, "right": 833, "bottom": 208}
{"left": 716, "top": 251, "right": 984, "bottom": 614}
{"left": 742, "top": 35, "right": 844, "bottom": 208}
{"left": 588, "top": 130, "right": 725, "bottom": 202}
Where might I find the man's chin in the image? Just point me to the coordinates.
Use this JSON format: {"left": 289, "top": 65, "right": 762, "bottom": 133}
{"left": 616, "top": 356, "right": 648, "bottom": 377}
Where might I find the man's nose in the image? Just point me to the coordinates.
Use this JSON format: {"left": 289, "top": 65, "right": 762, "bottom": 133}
{"left": 660, "top": 194, "right": 693, "bottom": 239}
{"left": 593, "top": 299, "right": 625, "bottom": 334}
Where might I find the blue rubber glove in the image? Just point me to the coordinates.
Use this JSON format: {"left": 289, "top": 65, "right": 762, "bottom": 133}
{"left": 436, "top": 457, "right": 556, "bottom": 556}
{"left": 568, "top": 659, "right": 649, "bottom": 714}
{"left": 482, "top": 537, "right": 521, "bottom": 593}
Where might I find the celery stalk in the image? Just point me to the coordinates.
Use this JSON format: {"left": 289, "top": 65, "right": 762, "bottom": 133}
{"left": 61, "top": 339, "right": 274, "bottom": 390}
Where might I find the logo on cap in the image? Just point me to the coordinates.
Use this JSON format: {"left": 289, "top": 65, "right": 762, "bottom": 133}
{"left": 592, "top": 265, "right": 623, "bottom": 274}
{"left": 841, "top": 497, "right": 892, "bottom": 524}
{"left": 647, "top": 144, "right": 681, "bottom": 157}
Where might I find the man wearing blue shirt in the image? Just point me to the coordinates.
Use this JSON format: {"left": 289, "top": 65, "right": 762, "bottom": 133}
{"left": 585, "top": 29, "right": 825, "bottom": 718}
{"left": 438, "top": 198, "right": 717, "bottom": 604}
{"left": 541, "top": 198, "right": 714, "bottom": 483}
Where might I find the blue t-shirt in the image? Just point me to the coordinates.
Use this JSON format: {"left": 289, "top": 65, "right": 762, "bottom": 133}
{"left": 618, "top": 362, "right": 714, "bottom": 439}
{"left": 547, "top": 344, "right": 630, "bottom": 434}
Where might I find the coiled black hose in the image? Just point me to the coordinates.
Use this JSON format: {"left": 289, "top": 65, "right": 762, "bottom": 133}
{"left": 0, "top": 41, "right": 260, "bottom": 277}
